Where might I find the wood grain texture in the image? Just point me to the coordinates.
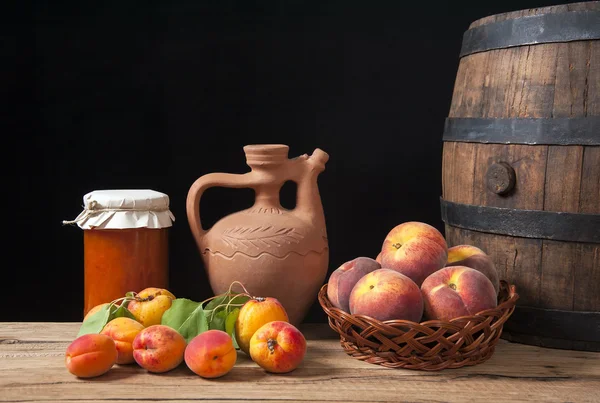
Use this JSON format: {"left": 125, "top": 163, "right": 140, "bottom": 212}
{"left": 580, "top": 147, "right": 600, "bottom": 214}
{"left": 442, "top": 2, "right": 599, "bottom": 350}
{"left": 1, "top": 323, "right": 599, "bottom": 403}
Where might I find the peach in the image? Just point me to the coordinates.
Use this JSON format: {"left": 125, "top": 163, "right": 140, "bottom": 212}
{"left": 349, "top": 268, "right": 423, "bottom": 322}
{"left": 446, "top": 245, "right": 499, "bottom": 295}
{"left": 421, "top": 266, "right": 497, "bottom": 321}
{"left": 127, "top": 287, "right": 176, "bottom": 327}
{"left": 327, "top": 257, "right": 381, "bottom": 312}
{"left": 132, "top": 325, "right": 186, "bottom": 373}
{"left": 235, "top": 297, "right": 289, "bottom": 356}
{"left": 380, "top": 221, "right": 448, "bottom": 286}
{"left": 185, "top": 330, "right": 237, "bottom": 378}
{"left": 65, "top": 334, "right": 117, "bottom": 378}
{"left": 100, "top": 317, "right": 145, "bottom": 364}
{"left": 249, "top": 321, "right": 306, "bottom": 373}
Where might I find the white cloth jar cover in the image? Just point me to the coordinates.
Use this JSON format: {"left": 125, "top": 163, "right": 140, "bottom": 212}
{"left": 63, "top": 189, "right": 175, "bottom": 230}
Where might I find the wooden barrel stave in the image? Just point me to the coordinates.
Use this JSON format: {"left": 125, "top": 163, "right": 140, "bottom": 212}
{"left": 442, "top": 2, "right": 599, "bottom": 351}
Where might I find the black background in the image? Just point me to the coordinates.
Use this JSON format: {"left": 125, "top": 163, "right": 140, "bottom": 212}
{"left": 7, "top": 0, "right": 580, "bottom": 322}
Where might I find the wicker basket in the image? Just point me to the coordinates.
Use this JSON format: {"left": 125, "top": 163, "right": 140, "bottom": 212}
{"left": 318, "top": 280, "right": 518, "bottom": 371}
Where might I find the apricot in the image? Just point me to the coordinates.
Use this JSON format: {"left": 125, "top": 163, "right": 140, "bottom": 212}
{"left": 446, "top": 245, "right": 499, "bottom": 295}
{"left": 327, "top": 257, "right": 381, "bottom": 313}
{"left": 65, "top": 334, "right": 117, "bottom": 378}
{"left": 235, "top": 297, "right": 289, "bottom": 356}
{"left": 421, "top": 265, "right": 497, "bottom": 321}
{"left": 349, "top": 268, "right": 423, "bottom": 322}
{"left": 380, "top": 221, "right": 448, "bottom": 286}
{"left": 249, "top": 321, "right": 306, "bottom": 373}
{"left": 132, "top": 325, "right": 186, "bottom": 373}
{"left": 127, "top": 287, "right": 176, "bottom": 327}
{"left": 184, "top": 330, "right": 236, "bottom": 378}
{"left": 100, "top": 317, "right": 145, "bottom": 364}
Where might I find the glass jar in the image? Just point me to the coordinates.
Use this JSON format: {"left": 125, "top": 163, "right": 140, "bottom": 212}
{"left": 64, "top": 189, "right": 175, "bottom": 316}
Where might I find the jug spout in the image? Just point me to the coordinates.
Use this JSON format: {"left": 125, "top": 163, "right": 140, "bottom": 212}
{"left": 308, "top": 148, "right": 329, "bottom": 170}
{"left": 294, "top": 148, "right": 329, "bottom": 228}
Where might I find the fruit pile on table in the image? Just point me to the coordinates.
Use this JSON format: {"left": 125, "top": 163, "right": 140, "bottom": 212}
{"left": 65, "top": 285, "right": 306, "bottom": 379}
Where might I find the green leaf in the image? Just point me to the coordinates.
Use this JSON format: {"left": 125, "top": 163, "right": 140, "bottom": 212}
{"left": 77, "top": 305, "right": 111, "bottom": 337}
{"left": 161, "top": 298, "right": 209, "bottom": 343}
{"left": 209, "top": 310, "right": 227, "bottom": 331}
{"left": 225, "top": 307, "right": 241, "bottom": 349}
{"left": 111, "top": 304, "right": 137, "bottom": 321}
{"left": 125, "top": 291, "right": 136, "bottom": 298}
{"left": 225, "top": 308, "right": 240, "bottom": 336}
{"left": 76, "top": 302, "right": 139, "bottom": 337}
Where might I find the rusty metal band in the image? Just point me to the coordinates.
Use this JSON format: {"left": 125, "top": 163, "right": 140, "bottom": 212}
{"left": 440, "top": 199, "right": 600, "bottom": 243}
{"left": 503, "top": 306, "right": 600, "bottom": 349}
{"left": 442, "top": 117, "right": 600, "bottom": 145}
{"left": 460, "top": 11, "right": 600, "bottom": 57}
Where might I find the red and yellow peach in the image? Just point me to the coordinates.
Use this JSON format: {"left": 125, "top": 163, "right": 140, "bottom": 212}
{"left": 379, "top": 222, "right": 448, "bottom": 286}
{"left": 249, "top": 321, "right": 306, "bottom": 373}
{"left": 327, "top": 257, "right": 381, "bottom": 313}
{"left": 446, "top": 245, "right": 499, "bottom": 295}
{"left": 132, "top": 325, "right": 186, "bottom": 373}
{"left": 349, "top": 268, "right": 424, "bottom": 322}
{"left": 421, "top": 266, "right": 497, "bottom": 321}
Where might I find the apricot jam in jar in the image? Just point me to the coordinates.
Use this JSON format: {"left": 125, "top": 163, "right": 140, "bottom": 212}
{"left": 64, "top": 189, "right": 175, "bottom": 316}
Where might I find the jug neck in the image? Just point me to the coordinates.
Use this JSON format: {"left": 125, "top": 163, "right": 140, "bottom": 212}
{"left": 253, "top": 183, "right": 282, "bottom": 208}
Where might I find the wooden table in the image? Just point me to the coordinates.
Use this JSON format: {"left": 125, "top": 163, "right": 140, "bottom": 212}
{"left": 1, "top": 323, "right": 599, "bottom": 402}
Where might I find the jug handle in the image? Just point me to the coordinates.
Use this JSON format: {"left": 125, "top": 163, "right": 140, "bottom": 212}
{"left": 186, "top": 172, "right": 254, "bottom": 249}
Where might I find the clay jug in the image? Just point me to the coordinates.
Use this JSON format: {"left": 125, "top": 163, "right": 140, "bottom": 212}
{"left": 186, "top": 144, "right": 330, "bottom": 325}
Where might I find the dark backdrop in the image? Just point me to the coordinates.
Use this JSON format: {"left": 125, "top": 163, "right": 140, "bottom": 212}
{"left": 7, "top": 0, "right": 579, "bottom": 322}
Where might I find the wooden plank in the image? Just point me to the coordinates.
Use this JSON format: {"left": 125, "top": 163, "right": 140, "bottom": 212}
{"left": 1, "top": 371, "right": 598, "bottom": 403}
{"left": 441, "top": 142, "right": 455, "bottom": 201}
{"left": 541, "top": 48, "right": 585, "bottom": 315}
{"left": 514, "top": 44, "right": 558, "bottom": 118}
{"left": 443, "top": 143, "right": 477, "bottom": 204}
{"left": 579, "top": 147, "right": 600, "bottom": 214}
{"left": 540, "top": 40, "right": 590, "bottom": 316}
{"left": 552, "top": 42, "right": 592, "bottom": 117}
{"left": 588, "top": 42, "right": 600, "bottom": 115}
{"left": 540, "top": 241, "right": 576, "bottom": 311}
{"left": 543, "top": 145, "right": 584, "bottom": 213}
{"left": 483, "top": 47, "right": 517, "bottom": 118}
{"left": 1, "top": 323, "right": 599, "bottom": 403}
{"left": 449, "top": 51, "right": 490, "bottom": 118}
{"left": 573, "top": 243, "right": 600, "bottom": 312}
{"left": 448, "top": 55, "right": 470, "bottom": 118}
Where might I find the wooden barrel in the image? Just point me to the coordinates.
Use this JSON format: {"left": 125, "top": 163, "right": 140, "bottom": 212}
{"left": 441, "top": 2, "right": 600, "bottom": 351}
